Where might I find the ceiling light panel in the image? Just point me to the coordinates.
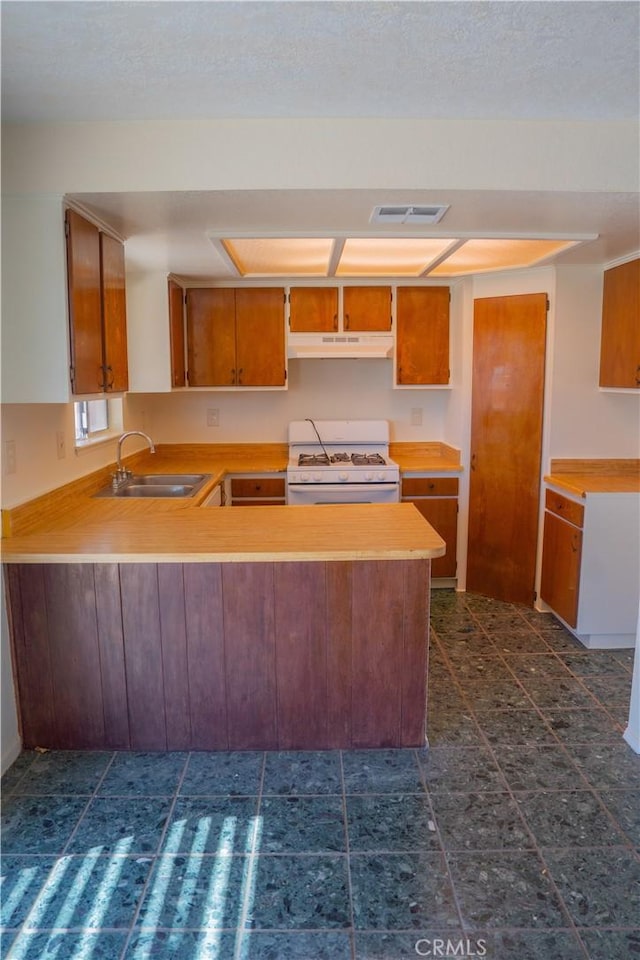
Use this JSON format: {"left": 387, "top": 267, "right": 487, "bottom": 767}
{"left": 336, "top": 238, "right": 459, "bottom": 277}
{"left": 429, "top": 238, "right": 579, "bottom": 276}
{"left": 222, "top": 238, "right": 333, "bottom": 276}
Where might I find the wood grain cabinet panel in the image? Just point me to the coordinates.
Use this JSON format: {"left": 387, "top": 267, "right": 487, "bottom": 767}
{"left": 289, "top": 287, "right": 338, "bottom": 332}
{"left": 544, "top": 489, "right": 585, "bottom": 528}
{"left": 343, "top": 286, "right": 392, "bottom": 331}
{"left": 168, "top": 279, "right": 186, "bottom": 387}
{"left": 599, "top": 258, "right": 640, "bottom": 388}
{"left": 66, "top": 209, "right": 129, "bottom": 395}
{"left": 396, "top": 286, "right": 450, "bottom": 385}
{"left": 186, "top": 287, "right": 285, "bottom": 387}
{"left": 402, "top": 476, "right": 458, "bottom": 578}
{"left": 540, "top": 510, "right": 583, "bottom": 628}
{"left": 5, "top": 558, "right": 431, "bottom": 751}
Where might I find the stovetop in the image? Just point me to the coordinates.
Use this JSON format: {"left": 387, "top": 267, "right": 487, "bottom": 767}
{"left": 298, "top": 452, "right": 387, "bottom": 467}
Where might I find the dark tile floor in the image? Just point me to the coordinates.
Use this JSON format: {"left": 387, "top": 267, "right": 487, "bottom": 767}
{"left": 1, "top": 590, "right": 639, "bottom": 959}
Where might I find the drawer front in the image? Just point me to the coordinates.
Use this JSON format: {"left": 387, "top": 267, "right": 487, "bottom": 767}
{"left": 402, "top": 477, "right": 459, "bottom": 497}
{"left": 231, "top": 477, "right": 285, "bottom": 499}
{"left": 545, "top": 489, "right": 584, "bottom": 528}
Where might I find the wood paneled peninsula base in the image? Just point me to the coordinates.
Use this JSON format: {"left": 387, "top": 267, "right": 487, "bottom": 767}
{"left": 5, "top": 557, "right": 433, "bottom": 751}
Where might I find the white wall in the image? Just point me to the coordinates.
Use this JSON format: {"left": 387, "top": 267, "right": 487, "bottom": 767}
{"left": 550, "top": 265, "right": 640, "bottom": 457}
{"left": 0, "top": 398, "right": 146, "bottom": 508}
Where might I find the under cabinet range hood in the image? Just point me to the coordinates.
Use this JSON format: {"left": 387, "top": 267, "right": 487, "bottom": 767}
{"left": 287, "top": 333, "right": 394, "bottom": 359}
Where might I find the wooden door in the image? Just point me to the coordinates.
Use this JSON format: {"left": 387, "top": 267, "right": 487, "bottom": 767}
{"left": 344, "top": 286, "right": 392, "bottom": 331}
{"left": 540, "top": 511, "right": 582, "bottom": 627}
{"left": 100, "top": 233, "right": 128, "bottom": 392}
{"left": 235, "top": 287, "right": 285, "bottom": 386}
{"left": 66, "top": 209, "right": 103, "bottom": 394}
{"left": 289, "top": 287, "right": 338, "bottom": 332}
{"left": 396, "top": 287, "right": 450, "bottom": 384}
{"left": 599, "top": 258, "right": 640, "bottom": 388}
{"left": 168, "top": 279, "right": 186, "bottom": 387}
{"left": 186, "top": 288, "right": 235, "bottom": 386}
{"left": 467, "top": 293, "right": 547, "bottom": 606}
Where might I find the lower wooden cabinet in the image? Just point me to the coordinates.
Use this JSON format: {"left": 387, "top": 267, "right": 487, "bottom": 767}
{"left": 230, "top": 475, "right": 286, "bottom": 506}
{"left": 402, "top": 476, "right": 458, "bottom": 578}
{"left": 540, "top": 496, "right": 583, "bottom": 627}
{"left": 540, "top": 487, "right": 639, "bottom": 647}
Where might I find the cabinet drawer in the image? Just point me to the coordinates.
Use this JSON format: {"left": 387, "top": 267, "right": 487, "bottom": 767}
{"left": 231, "top": 477, "right": 285, "bottom": 499}
{"left": 545, "top": 489, "right": 584, "bottom": 528}
{"left": 402, "top": 477, "right": 459, "bottom": 497}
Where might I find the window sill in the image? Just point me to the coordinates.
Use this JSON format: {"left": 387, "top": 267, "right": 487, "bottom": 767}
{"left": 74, "top": 431, "right": 120, "bottom": 456}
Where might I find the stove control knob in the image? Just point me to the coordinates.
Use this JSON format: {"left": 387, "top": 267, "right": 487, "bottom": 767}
{"left": 290, "top": 473, "right": 298, "bottom": 483}
{"left": 301, "top": 474, "right": 309, "bottom": 482}
{"left": 313, "top": 473, "right": 322, "bottom": 482}
{"left": 364, "top": 472, "right": 373, "bottom": 481}
{"left": 377, "top": 472, "right": 386, "bottom": 481}
{"left": 339, "top": 472, "right": 348, "bottom": 482}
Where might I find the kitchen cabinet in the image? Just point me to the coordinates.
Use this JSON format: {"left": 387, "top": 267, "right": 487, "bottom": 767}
{"left": 402, "top": 476, "right": 458, "bottom": 578}
{"left": 186, "top": 287, "right": 286, "bottom": 387}
{"left": 343, "top": 286, "right": 392, "bottom": 331}
{"left": 289, "top": 287, "right": 338, "bottom": 332}
{"left": 168, "top": 279, "right": 186, "bottom": 387}
{"left": 540, "top": 487, "right": 639, "bottom": 648}
{"left": 230, "top": 475, "right": 286, "bottom": 506}
{"left": 395, "top": 286, "right": 450, "bottom": 385}
{"left": 66, "top": 208, "right": 128, "bottom": 395}
{"left": 599, "top": 258, "right": 640, "bottom": 389}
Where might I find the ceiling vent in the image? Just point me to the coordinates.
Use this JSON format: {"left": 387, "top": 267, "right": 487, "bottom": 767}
{"left": 370, "top": 204, "right": 449, "bottom": 225}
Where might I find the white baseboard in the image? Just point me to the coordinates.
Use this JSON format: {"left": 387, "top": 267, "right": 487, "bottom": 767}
{"left": 1, "top": 736, "right": 22, "bottom": 777}
{"left": 623, "top": 724, "right": 640, "bottom": 754}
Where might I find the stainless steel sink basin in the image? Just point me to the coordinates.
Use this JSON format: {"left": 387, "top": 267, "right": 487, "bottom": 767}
{"left": 94, "top": 473, "right": 212, "bottom": 499}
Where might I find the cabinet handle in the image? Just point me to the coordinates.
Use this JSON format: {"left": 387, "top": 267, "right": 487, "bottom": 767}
{"left": 471, "top": 453, "right": 477, "bottom": 471}
{"left": 345, "top": 313, "right": 350, "bottom": 330}
{"left": 238, "top": 367, "right": 243, "bottom": 385}
{"left": 571, "top": 535, "right": 579, "bottom": 553}
{"left": 333, "top": 314, "right": 338, "bottom": 330}
{"left": 106, "top": 365, "right": 114, "bottom": 389}
{"left": 636, "top": 364, "right": 640, "bottom": 386}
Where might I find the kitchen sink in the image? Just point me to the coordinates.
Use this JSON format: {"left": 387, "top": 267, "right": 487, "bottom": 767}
{"left": 94, "top": 473, "right": 212, "bottom": 498}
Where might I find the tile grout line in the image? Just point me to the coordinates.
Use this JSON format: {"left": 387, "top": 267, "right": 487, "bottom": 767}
{"left": 232, "top": 751, "right": 266, "bottom": 960}
{"left": 339, "top": 749, "right": 358, "bottom": 960}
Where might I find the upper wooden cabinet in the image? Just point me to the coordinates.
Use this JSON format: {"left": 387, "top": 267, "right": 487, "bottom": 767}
{"left": 66, "top": 209, "right": 128, "bottom": 395}
{"left": 186, "top": 287, "right": 286, "bottom": 387}
{"left": 343, "top": 286, "right": 392, "bottom": 332}
{"left": 599, "top": 258, "right": 640, "bottom": 388}
{"left": 168, "top": 279, "right": 186, "bottom": 387}
{"left": 289, "top": 287, "right": 338, "bottom": 332}
{"left": 396, "top": 286, "right": 450, "bottom": 385}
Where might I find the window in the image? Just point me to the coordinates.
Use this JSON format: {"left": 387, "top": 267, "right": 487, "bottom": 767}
{"left": 74, "top": 398, "right": 123, "bottom": 447}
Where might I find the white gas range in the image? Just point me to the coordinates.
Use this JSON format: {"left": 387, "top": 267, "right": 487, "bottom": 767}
{"left": 286, "top": 419, "right": 400, "bottom": 504}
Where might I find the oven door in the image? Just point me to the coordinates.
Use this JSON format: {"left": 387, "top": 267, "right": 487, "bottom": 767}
{"left": 287, "top": 483, "right": 400, "bottom": 505}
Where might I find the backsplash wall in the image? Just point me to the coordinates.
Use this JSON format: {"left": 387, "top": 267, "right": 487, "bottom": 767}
{"left": 132, "top": 358, "right": 452, "bottom": 445}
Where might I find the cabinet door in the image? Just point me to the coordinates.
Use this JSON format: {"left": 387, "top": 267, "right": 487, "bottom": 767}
{"left": 168, "top": 279, "right": 186, "bottom": 387}
{"left": 407, "top": 498, "right": 457, "bottom": 578}
{"left": 100, "top": 233, "right": 128, "bottom": 392}
{"left": 186, "top": 288, "right": 236, "bottom": 386}
{"left": 396, "top": 287, "right": 450, "bottom": 384}
{"left": 289, "top": 287, "right": 338, "bottom": 332}
{"left": 599, "top": 258, "right": 640, "bottom": 388}
{"left": 540, "top": 511, "right": 583, "bottom": 628}
{"left": 66, "top": 209, "right": 103, "bottom": 394}
{"left": 344, "top": 286, "right": 392, "bottom": 331}
{"left": 235, "top": 288, "right": 285, "bottom": 386}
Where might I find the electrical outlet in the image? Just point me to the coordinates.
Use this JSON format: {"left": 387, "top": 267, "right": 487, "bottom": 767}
{"left": 207, "top": 408, "right": 220, "bottom": 427}
{"left": 56, "top": 430, "right": 66, "bottom": 459}
{"left": 411, "top": 407, "right": 423, "bottom": 426}
{"left": 4, "top": 440, "right": 16, "bottom": 475}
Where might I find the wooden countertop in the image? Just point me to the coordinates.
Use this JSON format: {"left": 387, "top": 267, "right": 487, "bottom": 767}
{"left": 544, "top": 458, "right": 640, "bottom": 498}
{"left": 391, "top": 441, "right": 462, "bottom": 474}
{"left": 1, "top": 503, "right": 446, "bottom": 564}
{"left": 0, "top": 442, "right": 449, "bottom": 563}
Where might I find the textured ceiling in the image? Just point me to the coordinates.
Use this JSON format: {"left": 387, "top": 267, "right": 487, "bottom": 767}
{"left": 2, "top": 0, "right": 639, "bottom": 123}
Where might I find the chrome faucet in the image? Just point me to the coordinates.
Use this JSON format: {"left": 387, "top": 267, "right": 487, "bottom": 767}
{"left": 114, "top": 431, "right": 156, "bottom": 484}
